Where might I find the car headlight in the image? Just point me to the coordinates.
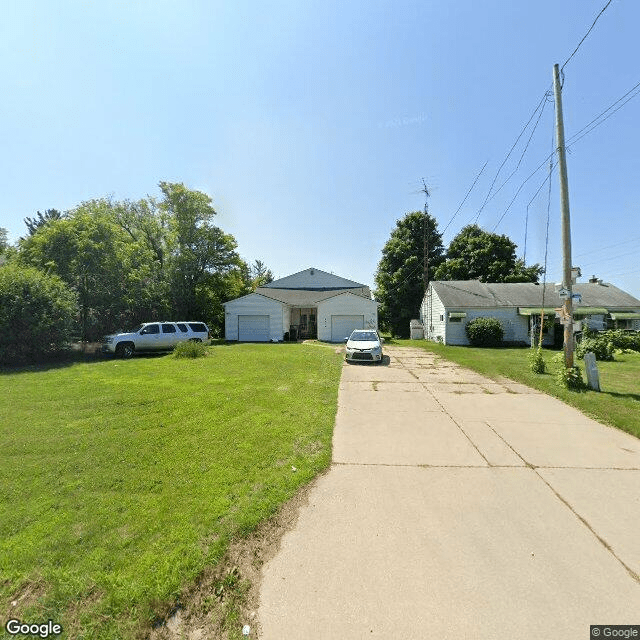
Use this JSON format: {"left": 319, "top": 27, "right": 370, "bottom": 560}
{"left": 103, "top": 337, "right": 113, "bottom": 344}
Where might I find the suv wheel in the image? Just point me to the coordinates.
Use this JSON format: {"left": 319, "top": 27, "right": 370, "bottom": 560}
{"left": 116, "top": 343, "right": 134, "bottom": 359}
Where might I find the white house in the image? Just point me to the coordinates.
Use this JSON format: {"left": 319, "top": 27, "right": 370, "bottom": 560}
{"left": 224, "top": 268, "right": 379, "bottom": 342}
{"left": 420, "top": 279, "right": 640, "bottom": 346}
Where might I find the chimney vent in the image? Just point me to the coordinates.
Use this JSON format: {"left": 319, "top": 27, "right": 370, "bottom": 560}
{"left": 589, "top": 275, "right": 598, "bottom": 283}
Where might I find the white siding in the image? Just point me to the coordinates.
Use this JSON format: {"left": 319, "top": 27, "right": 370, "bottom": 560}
{"left": 436, "top": 308, "right": 542, "bottom": 346}
{"left": 422, "top": 287, "right": 446, "bottom": 343}
{"left": 224, "top": 294, "right": 285, "bottom": 341}
{"left": 318, "top": 293, "right": 378, "bottom": 342}
{"left": 421, "top": 285, "right": 552, "bottom": 346}
{"left": 263, "top": 268, "right": 366, "bottom": 292}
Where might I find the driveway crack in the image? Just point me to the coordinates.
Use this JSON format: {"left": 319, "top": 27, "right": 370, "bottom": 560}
{"left": 535, "top": 470, "right": 640, "bottom": 585}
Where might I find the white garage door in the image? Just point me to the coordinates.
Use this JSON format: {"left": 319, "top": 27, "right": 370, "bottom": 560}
{"left": 331, "top": 315, "right": 364, "bottom": 342}
{"left": 238, "top": 315, "right": 270, "bottom": 342}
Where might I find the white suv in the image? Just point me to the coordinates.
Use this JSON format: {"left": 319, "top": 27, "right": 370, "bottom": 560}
{"left": 101, "top": 322, "right": 210, "bottom": 358}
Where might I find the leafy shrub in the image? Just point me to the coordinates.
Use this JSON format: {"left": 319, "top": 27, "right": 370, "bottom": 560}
{"left": 575, "top": 334, "right": 615, "bottom": 361}
{"left": 0, "top": 264, "right": 78, "bottom": 364}
{"left": 528, "top": 347, "right": 546, "bottom": 373}
{"left": 173, "top": 340, "right": 208, "bottom": 359}
{"left": 602, "top": 329, "right": 640, "bottom": 353}
{"left": 465, "top": 317, "right": 504, "bottom": 347}
{"left": 556, "top": 365, "right": 586, "bottom": 391}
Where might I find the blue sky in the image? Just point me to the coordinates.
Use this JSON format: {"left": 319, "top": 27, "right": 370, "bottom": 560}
{"left": 2, "top": 0, "right": 638, "bottom": 297}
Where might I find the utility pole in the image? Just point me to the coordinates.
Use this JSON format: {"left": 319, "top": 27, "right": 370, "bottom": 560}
{"left": 421, "top": 179, "right": 430, "bottom": 295}
{"left": 553, "top": 63, "right": 574, "bottom": 368}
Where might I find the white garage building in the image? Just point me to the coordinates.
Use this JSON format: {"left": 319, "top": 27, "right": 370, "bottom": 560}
{"left": 224, "top": 268, "right": 379, "bottom": 342}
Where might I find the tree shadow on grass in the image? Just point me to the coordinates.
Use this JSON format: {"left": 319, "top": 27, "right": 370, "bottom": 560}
{"left": 0, "top": 349, "right": 166, "bottom": 376}
{"left": 599, "top": 390, "right": 640, "bottom": 402}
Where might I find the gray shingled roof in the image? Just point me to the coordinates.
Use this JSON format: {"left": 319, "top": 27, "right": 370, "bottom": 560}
{"left": 431, "top": 280, "right": 640, "bottom": 310}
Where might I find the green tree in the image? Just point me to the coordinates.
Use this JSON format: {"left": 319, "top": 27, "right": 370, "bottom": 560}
{"left": 250, "top": 259, "right": 274, "bottom": 289}
{"left": 0, "top": 228, "right": 16, "bottom": 267}
{"left": 434, "top": 224, "right": 542, "bottom": 283}
{"left": 19, "top": 200, "right": 167, "bottom": 340}
{"left": 160, "top": 182, "right": 242, "bottom": 323}
{"left": 0, "top": 264, "right": 78, "bottom": 364}
{"left": 23, "top": 208, "right": 64, "bottom": 237}
{"left": 375, "top": 211, "right": 445, "bottom": 337}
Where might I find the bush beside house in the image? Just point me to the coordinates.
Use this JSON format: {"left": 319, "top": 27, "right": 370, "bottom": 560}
{"left": 465, "top": 317, "right": 504, "bottom": 347}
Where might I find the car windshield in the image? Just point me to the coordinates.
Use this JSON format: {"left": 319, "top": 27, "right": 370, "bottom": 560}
{"left": 128, "top": 324, "right": 144, "bottom": 333}
{"left": 350, "top": 331, "right": 378, "bottom": 341}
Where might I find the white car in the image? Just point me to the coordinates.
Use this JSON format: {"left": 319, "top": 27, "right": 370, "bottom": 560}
{"left": 101, "top": 322, "right": 210, "bottom": 358}
{"left": 344, "top": 329, "right": 384, "bottom": 363}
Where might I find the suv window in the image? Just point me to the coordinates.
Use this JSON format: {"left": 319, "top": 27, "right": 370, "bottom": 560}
{"left": 177, "top": 323, "right": 188, "bottom": 333}
{"left": 188, "top": 323, "right": 207, "bottom": 333}
{"left": 141, "top": 324, "right": 160, "bottom": 335}
{"left": 162, "top": 323, "right": 177, "bottom": 333}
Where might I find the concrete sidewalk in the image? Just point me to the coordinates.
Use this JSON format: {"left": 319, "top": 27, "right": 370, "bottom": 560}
{"left": 258, "top": 346, "right": 640, "bottom": 639}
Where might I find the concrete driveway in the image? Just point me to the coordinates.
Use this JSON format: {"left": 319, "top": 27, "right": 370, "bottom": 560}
{"left": 258, "top": 345, "right": 640, "bottom": 639}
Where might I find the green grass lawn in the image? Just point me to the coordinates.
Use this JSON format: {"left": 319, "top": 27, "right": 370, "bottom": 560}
{"left": 392, "top": 339, "right": 640, "bottom": 439}
{"left": 0, "top": 343, "right": 343, "bottom": 639}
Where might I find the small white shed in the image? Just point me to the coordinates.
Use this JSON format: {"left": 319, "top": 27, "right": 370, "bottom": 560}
{"left": 224, "top": 268, "right": 378, "bottom": 342}
{"left": 409, "top": 319, "right": 424, "bottom": 340}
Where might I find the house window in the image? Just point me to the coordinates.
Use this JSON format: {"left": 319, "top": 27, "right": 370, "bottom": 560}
{"left": 440, "top": 314, "right": 444, "bottom": 322}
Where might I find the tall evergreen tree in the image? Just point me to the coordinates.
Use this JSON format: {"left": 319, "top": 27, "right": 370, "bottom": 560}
{"left": 375, "top": 211, "right": 444, "bottom": 337}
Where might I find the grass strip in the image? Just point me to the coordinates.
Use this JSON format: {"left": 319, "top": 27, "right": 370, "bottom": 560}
{"left": 0, "top": 343, "right": 343, "bottom": 638}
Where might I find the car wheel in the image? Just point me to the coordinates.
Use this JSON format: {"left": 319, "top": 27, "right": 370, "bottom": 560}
{"left": 116, "top": 343, "right": 134, "bottom": 359}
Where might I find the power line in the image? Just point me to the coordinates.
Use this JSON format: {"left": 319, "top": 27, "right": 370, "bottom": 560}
{"left": 490, "top": 147, "right": 557, "bottom": 232}
{"left": 441, "top": 161, "right": 488, "bottom": 235}
{"left": 579, "top": 248, "right": 639, "bottom": 268}
{"left": 567, "top": 81, "right": 640, "bottom": 149}
{"left": 472, "top": 91, "right": 549, "bottom": 224}
{"left": 573, "top": 234, "right": 640, "bottom": 260}
{"left": 484, "top": 92, "right": 552, "bottom": 213}
{"left": 496, "top": 77, "right": 640, "bottom": 236}
{"left": 560, "top": 0, "right": 615, "bottom": 73}
{"left": 534, "top": 134, "right": 555, "bottom": 346}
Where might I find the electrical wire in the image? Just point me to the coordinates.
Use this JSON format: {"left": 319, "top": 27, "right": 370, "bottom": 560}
{"left": 535, "top": 134, "right": 556, "bottom": 343}
{"left": 490, "top": 146, "right": 557, "bottom": 232}
{"left": 578, "top": 248, "right": 639, "bottom": 268}
{"left": 471, "top": 91, "right": 549, "bottom": 224}
{"left": 567, "top": 82, "right": 640, "bottom": 150}
{"left": 560, "top": 0, "right": 615, "bottom": 73}
{"left": 441, "top": 161, "right": 488, "bottom": 236}
{"left": 573, "top": 234, "right": 640, "bottom": 260}
{"left": 488, "top": 92, "right": 552, "bottom": 208}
